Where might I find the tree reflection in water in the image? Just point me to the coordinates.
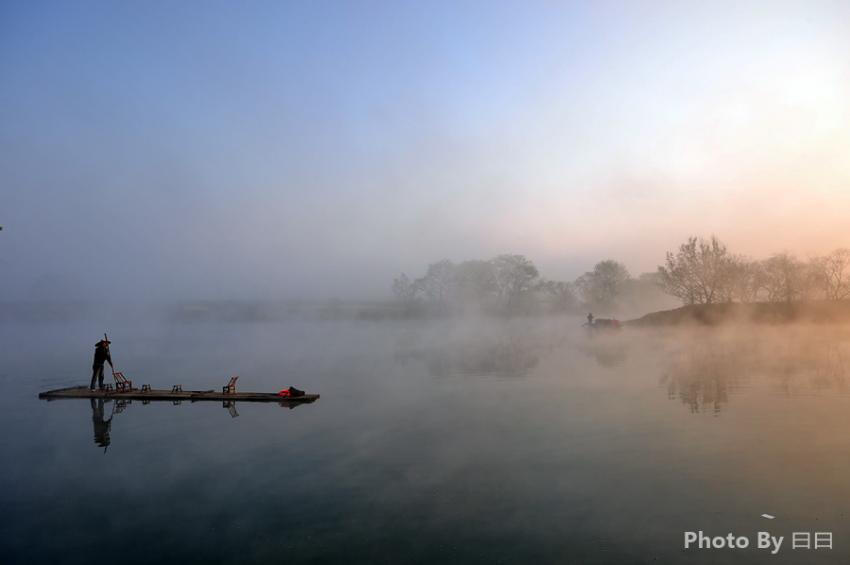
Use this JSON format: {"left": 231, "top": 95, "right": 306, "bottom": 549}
{"left": 660, "top": 328, "right": 850, "bottom": 415}
{"left": 661, "top": 343, "right": 743, "bottom": 415}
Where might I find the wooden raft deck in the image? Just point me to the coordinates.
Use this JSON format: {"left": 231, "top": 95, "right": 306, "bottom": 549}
{"left": 39, "top": 385, "right": 320, "bottom": 404}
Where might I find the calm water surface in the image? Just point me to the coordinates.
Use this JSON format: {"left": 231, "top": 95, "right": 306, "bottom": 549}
{"left": 2, "top": 318, "right": 850, "bottom": 564}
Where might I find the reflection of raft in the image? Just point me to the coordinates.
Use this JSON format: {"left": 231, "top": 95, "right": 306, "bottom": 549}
{"left": 39, "top": 385, "right": 320, "bottom": 404}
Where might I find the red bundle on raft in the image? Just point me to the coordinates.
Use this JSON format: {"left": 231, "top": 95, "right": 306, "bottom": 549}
{"left": 278, "top": 386, "right": 306, "bottom": 398}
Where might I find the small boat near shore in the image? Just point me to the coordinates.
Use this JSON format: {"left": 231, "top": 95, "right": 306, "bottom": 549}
{"left": 583, "top": 318, "right": 622, "bottom": 331}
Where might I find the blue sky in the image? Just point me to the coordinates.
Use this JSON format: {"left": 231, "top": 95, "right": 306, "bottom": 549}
{"left": 3, "top": 1, "right": 849, "bottom": 300}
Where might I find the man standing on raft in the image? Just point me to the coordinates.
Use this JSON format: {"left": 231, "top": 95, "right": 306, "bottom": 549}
{"left": 90, "top": 337, "right": 113, "bottom": 390}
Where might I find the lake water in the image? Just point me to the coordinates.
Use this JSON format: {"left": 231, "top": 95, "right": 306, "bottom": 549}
{"left": 3, "top": 317, "right": 850, "bottom": 564}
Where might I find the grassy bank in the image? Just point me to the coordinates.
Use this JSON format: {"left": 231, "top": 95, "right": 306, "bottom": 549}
{"left": 626, "top": 300, "right": 850, "bottom": 327}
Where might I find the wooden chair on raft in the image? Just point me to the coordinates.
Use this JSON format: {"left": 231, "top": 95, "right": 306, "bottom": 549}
{"left": 112, "top": 371, "right": 133, "bottom": 392}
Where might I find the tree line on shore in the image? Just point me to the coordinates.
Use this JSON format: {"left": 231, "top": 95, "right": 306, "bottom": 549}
{"left": 658, "top": 236, "right": 850, "bottom": 305}
{"left": 392, "top": 237, "right": 850, "bottom": 316}
{"left": 392, "top": 254, "right": 664, "bottom": 316}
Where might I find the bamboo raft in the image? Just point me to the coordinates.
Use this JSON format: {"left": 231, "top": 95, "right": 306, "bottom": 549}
{"left": 39, "top": 385, "right": 320, "bottom": 404}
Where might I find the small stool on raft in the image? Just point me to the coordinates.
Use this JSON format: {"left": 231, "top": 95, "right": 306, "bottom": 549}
{"left": 222, "top": 376, "right": 238, "bottom": 394}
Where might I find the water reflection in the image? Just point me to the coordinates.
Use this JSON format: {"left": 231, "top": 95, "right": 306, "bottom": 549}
{"left": 659, "top": 329, "right": 850, "bottom": 414}
{"left": 223, "top": 400, "right": 239, "bottom": 418}
{"left": 89, "top": 399, "right": 134, "bottom": 450}
{"left": 661, "top": 346, "right": 740, "bottom": 415}
{"left": 90, "top": 398, "right": 112, "bottom": 450}
{"left": 83, "top": 396, "right": 311, "bottom": 449}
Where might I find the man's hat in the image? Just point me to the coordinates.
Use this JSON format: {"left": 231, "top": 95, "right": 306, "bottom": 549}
{"left": 97, "top": 339, "right": 111, "bottom": 345}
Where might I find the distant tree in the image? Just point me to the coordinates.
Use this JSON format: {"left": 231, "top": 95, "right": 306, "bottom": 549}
{"left": 575, "top": 260, "right": 630, "bottom": 309}
{"left": 454, "top": 260, "right": 498, "bottom": 303}
{"left": 726, "top": 258, "right": 766, "bottom": 303}
{"left": 802, "top": 257, "right": 827, "bottom": 301}
{"left": 492, "top": 254, "right": 539, "bottom": 309}
{"left": 538, "top": 279, "right": 579, "bottom": 313}
{"left": 657, "top": 236, "right": 734, "bottom": 305}
{"left": 761, "top": 253, "right": 805, "bottom": 303}
{"left": 416, "top": 260, "right": 456, "bottom": 305}
{"left": 392, "top": 273, "right": 419, "bottom": 305}
{"left": 813, "top": 248, "right": 850, "bottom": 300}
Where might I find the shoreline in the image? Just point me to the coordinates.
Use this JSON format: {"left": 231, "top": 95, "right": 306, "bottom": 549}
{"left": 626, "top": 300, "right": 850, "bottom": 327}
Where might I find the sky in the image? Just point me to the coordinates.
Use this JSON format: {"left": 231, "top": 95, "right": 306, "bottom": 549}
{"left": 2, "top": 1, "right": 849, "bottom": 301}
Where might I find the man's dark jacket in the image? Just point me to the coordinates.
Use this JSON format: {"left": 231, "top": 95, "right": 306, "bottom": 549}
{"left": 93, "top": 342, "right": 112, "bottom": 367}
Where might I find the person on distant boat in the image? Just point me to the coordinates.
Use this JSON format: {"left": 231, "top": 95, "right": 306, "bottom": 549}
{"left": 90, "top": 398, "right": 112, "bottom": 449}
{"left": 587, "top": 312, "right": 594, "bottom": 326}
{"left": 90, "top": 338, "right": 113, "bottom": 390}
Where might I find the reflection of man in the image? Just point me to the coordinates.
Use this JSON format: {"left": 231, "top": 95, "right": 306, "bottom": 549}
{"left": 90, "top": 398, "right": 112, "bottom": 449}
{"left": 587, "top": 312, "right": 594, "bottom": 326}
{"left": 90, "top": 338, "right": 113, "bottom": 390}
